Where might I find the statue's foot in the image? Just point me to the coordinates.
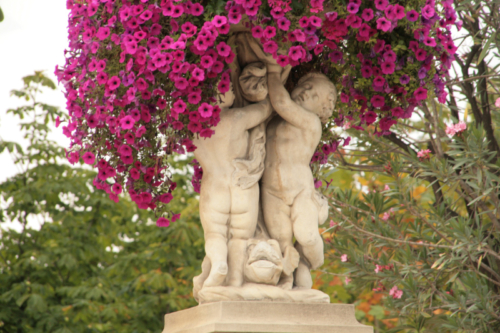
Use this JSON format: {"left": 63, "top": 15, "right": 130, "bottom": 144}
{"left": 203, "top": 261, "right": 228, "bottom": 287}
{"left": 294, "top": 259, "right": 313, "bottom": 289}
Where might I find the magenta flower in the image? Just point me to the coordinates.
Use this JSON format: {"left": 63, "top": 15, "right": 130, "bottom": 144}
{"left": 361, "top": 66, "right": 373, "bottom": 78}
{"left": 159, "top": 193, "right": 173, "bottom": 204}
{"left": 156, "top": 217, "right": 170, "bottom": 227}
{"left": 188, "top": 121, "right": 202, "bottom": 133}
{"left": 97, "top": 27, "right": 110, "bottom": 40}
{"left": 359, "top": 23, "right": 371, "bottom": 37}
{"left": 112, "top": 183, "right": 123, "bottom": 194}
{"left": 376, "top": 18, "right": 391, "bottom": 32}
{"left": 82, "top": 152, "right": 95, "bottom": 165}
{"left": 406, "top": 10, "right": 419, "bottom": 21}
{"left": 371, "top": 95, "right": 385, "bottom": 108}
{"left": 192, "top": 67, "right": 205, "bottom": 81}
{"left": 191, "top": 3, "right": 204, "bottom": 16}
{"left": 198, "top": 103, "right": 213, "bottom": 118}
{"left": 385, "top": 5, "right": 397, "bottom": 20}
{"left": 130, "top": 168, "right": 140, "bottom": 180}
{"left": 364, "top": 111, "right": 377, "bottom": 124}
{"left": 414, "top": 87, "right": 428, "bottom": 101}
{"left": 212, "top": 15, "right": 227, "bottom": 27}
{"left": 216, "top": 42, "right": 231, "bottom": 57}
{"left": 383, "top": 50, "right": 396, "bottom": 62}
{"left": 381, "top": 61, "right": 395, "bottom": 75}
{"left": 200, "top": 55, "right": 213, "bottom": 69}
{"left": 228, "top": 10, "right": 242, "bottom": 24}
{"left": 347, "top": 2, "right": 359, "bottom": 14}
{"left": 263, "top": 41, "right": 278, "bottom": 54}
{"left": 309, "top": 16, "right": 322, "bottom": 27}
{"left": 252, "top": 25, "right": 264, "bottom": 38}
{"left": 394, "top": 4, "right": 406, "bottom": 20}
{"left": 119, "top": 144, "right": 132, "bottom": 157}
{"left": 218, "top": 80, "right": 231, "bottom": 93}
{"left": 277, "top": 17, "right": 291, "bottom": 31}
{"left": 299, "top": 16, "right": 309, "bottom": 28}
{"left": 263, "top": 26, "right": 277, "bottom": 39}
{"left": 325, "top": 12, "right": 338, "bottom": 22}
{"left": 421, "top": 5, "right": 435, "bottom": 19}
{"left": 375, "top": 0, "right": 389, "bottom": 11}
{"left": 120, "top": 115, "right": 135, "bottom": 130}
{"left": 373, "top": 76, "right": 386, "bottom": 87}
{"left": 415, "top": 48, "right": 427, "bottom": 61}
{"left": 423, "top": 36, "right": 436, "bottom": 47}
{"left": 277, "top": 55, "right": 289, "bottom": 67}
{"left": 379, "top": 117, "right": 397, "bottom": 131}
{"left": 361, "top": 8, "right": 374, "bottom": 21}
{"left": 390, "top": 107, "right": 404, "bottom": 118}
{"left": 289, "top": 46, "right": 305, "bottom": 61}
{"left": 444, "top": 42, "right": 457, "bottom": 55}
{"left": 400, "top": 74, "right": 410, "bottom": 85}
{"left": 136, "top": 126, "right": 146, "bottom": 137}
{"left": 107, "top": 76, "right": 121, "bottom": 90}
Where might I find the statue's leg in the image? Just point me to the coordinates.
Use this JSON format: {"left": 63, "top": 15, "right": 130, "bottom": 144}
{"left": 199, "top": 181, "right": 231, "bottom": 288}
{"left": 226, "top": 183, "right": 260, "bottom": 287}
{"left": 291, "top": 189, "right": 324, "bottom": 271}
{"left": 261, "top": 188, "right": 296, "bottom": 289}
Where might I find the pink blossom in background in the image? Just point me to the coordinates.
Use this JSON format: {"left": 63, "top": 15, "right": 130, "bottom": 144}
{"left": 495, "top": 98, "right": 500, "bottom": 108}
{"left": 445, "top": 124, "right": 456, "bottom": 136}
{"left": 341, "top": 254, "right": 348, "bottom": 262}
{"left": 455, "top": 121, "right": 467, "bottom": 132}
{"left": 417, "top": 149, "right": 431, "bottom": 160}
{"left": 345, "top": 277, "right": 352, "bottom": 285}
{"left": 389, "top": 286, "right": 403, "bottom": 299}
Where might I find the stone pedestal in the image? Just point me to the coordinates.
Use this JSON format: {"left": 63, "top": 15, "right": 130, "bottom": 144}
{"left": 163, "top": 302, "right": 373, "bottom": 333}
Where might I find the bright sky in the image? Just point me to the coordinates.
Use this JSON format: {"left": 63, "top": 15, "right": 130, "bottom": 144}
{"left": 0, "top": 0, "right": 70, "bottom": 183}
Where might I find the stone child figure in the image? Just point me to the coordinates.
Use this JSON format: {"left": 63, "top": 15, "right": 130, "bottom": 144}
{"left": 258, "top": 60, "right": 337, "bottom": 289}
{"left": 192, "top": 62, "right": 272, "bottom": 293}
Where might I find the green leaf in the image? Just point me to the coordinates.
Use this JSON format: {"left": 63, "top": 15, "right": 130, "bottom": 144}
{"left": 477, "top": 33, "right": 496, "bottom": 65}
{"left": 0, "top": 7, "right": 4, "bottom": 22}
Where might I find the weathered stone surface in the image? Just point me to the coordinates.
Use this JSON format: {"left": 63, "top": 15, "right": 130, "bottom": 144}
{"left": 163, "top": 302, "right": 373, "bottom": 333}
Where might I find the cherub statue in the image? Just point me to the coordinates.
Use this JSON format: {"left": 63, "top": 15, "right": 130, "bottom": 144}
{"left": 192, "top": 52, "right": 290, "bottom": 300}
{"left": 250, "top": 44, "right": 337, "bottom": 289}
{"left": 192, "top": 62, "right": 272, "bottom": 293}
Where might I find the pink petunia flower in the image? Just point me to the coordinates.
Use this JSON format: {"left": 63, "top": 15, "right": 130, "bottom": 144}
{"left": 361, "top": 8, "right": 374, "bottom": 21}
{"left": 414, "top": 87, "right": 428, "bottom": 101}
{"left": 198, "top": 103, "right": 213, "bottom": 118}
{"left": 82, "top": 152, "right": 95, "bottom": 165}
{"left": 376, "top": 17, "right": 391, "bottom": 32}
{"left": 120, "top": 115, "right": 135, "bottom": 129}
{"left": 421, "top": 5, "right": 435, "bottom": 20}
{"left": 156, "top": 217, "right": 170, "bottom": 227}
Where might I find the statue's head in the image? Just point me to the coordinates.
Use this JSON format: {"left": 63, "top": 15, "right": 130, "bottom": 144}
{"left": 291, "top": 73, "right": 337, "bottom": 123}
{"left": 244, "top": 238, "right": 283, "bottom": 285}
{"left": 239, "top": 62, "right": 268, "bottom": 102}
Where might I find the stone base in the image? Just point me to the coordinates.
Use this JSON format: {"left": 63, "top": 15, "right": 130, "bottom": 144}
{"left": 163, "top": 301, "right": 373, "bottom": 333}
{"left": 197, "top": 284, "right": 330, "bottom": 304}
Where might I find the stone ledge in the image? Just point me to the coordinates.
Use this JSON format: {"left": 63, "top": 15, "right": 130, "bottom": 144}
{"left": 163, "top": 301, "right": 373, "bottom": 333}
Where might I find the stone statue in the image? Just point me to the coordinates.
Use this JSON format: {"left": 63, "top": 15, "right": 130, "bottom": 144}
{"left": 258, "top": 59, "right": 337, "bottom": 290}
{"left": 192, "top": 33, "right": 336, "bottom": 304}
{"left": 192, "top": 62, "right": 272, "bottom": 292}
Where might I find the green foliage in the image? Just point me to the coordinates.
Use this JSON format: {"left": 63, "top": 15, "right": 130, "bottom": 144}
{"left": 315, "top": 3, "right": 500, "bottom": 329}
{"left": 0, "top": 73, "right": 204, "bottom": 332}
